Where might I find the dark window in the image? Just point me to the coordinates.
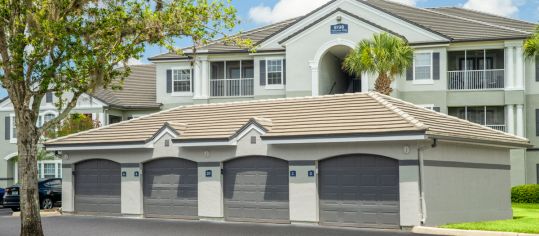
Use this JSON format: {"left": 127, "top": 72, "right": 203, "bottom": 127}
{"left": 108, "top": 115, "right": 122, "bottom": 125}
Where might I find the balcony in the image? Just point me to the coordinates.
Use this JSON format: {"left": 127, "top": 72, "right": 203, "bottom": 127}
{"left": 210, "top": 78, "right": 254, "bottom": 97}
{"left": 447, "top": 49, "right": 505, "bottom": 91}
{"left": 449, "top": 106, "right": 506, "bottom": 133}
{"left": 487, "top": 125, "right": 506, "bottom": 132}
{"left": 448, "top": 69, "right": 504, "bottom": 90}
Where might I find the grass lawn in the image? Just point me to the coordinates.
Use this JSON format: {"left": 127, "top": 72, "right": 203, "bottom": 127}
{"left": 441, "top": 203, "right": 539, "bottom": 234}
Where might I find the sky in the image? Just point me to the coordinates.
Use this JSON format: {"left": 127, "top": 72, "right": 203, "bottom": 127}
{"left": 1, "top": 0, "right": 538, "bottom": 98}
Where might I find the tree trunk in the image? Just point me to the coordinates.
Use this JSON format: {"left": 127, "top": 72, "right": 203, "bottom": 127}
{"left": 15, "top": 112, "right": 44, "bottom": 236}
{"left": 374, "top": 73, "right": 393, "bottom": 95}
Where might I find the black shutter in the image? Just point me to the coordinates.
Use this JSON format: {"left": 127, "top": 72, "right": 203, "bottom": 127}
{"left": 406, "top": 66, "right": 413, "bottom": 81}
{"left": 260, "top": 60, "right": 266, "bottom": 86}
{"left": 283, "top": 59, "right": 286, "bottom": 85}
{"left": 45, "top": 92, "right": 53, "bottom": 103}
{"left": 5, "top": 116, "right": 10, "bottom": 140}
{"left": 536, "top": 56, "right": 539, "bottom": 82}
{"left": 536, "top": 109, "right": 539, "bottom": 136}
{"left": 433, "top": 52, "right": 440, "bottom": 80}
{"left": 166, "top": 69, "right": 172, "bottom": 93}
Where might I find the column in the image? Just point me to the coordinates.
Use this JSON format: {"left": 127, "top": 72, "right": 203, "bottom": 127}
{"left": 289, "top": 161, "right": 318, "bottom": 223}
{"left": 120, "top": 163, "right": 143, "bottom": 216}
{"left": 399, "top": 161, "right": 422, "bottom": 226}
{"left": 309, "top": 61, "right": 319, "bottom": 96}
{"left": 61, "top": 164, "right": 74, "bottom": 213}
{"left": 515, "top": 47, "right": 525, "bottom": 90}
{"left": 506, "top": 47, "right": 514, "bottom": 90}
{"left": 198, "top": 162, "right": 223, "bottom": 220}
{"left": 193, "top": 58, "right": 203, "bottom": 99}
{"left": 516, "top": 104, "right": 524, "bottom": 137}
{"left": 200, "top": 58, "right": 209, "bottom": 99}
{"left": 98, "top": 113, "right": 105, "bottom": 126}
{"left": 507, "top": 105, "right": 515, "bottom": 135}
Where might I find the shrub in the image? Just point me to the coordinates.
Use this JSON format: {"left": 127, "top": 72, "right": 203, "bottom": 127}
{"left": 511, "top": 184, "right": 539, "bottom": 203}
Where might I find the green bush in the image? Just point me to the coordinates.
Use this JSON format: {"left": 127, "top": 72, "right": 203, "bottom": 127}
{"left": 511, "top": 185, "right": 539, "bottom": 203}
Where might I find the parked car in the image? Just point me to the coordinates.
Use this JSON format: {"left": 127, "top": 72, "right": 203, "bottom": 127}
{"left": 3, "top": 178, "right": 62, "bottom": 212}
{"left": 0, "top": 188, "right": 4, "bottom": 205}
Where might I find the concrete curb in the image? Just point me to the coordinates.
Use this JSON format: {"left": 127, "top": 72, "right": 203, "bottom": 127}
{"left": 413, "top": 226, "right": 539, "bottom": 236}
{"left": 12, "top": 210, "right": 62, "bottom": 217}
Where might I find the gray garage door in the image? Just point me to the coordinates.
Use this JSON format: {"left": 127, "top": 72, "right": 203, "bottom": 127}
{"left": 75, "top": 159, "right": 121, "bottom": 215}
{"left": 319, "top": 154, "right": 400, "bottom": 228}
{"left": 224, "top": 156, "right": 289, "bottom": 223}
{"left": 143, "top": 158, "right": 198, "bottom": 219}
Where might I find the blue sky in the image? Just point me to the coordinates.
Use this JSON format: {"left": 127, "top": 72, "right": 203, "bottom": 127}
{"left": 1, "top": 0, "right": 538, "bottom": 98}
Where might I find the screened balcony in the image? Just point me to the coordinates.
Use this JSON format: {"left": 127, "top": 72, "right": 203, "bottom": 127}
{"left": 210, "top": 60, "right": 254, "bottom": 97}
{"left": 447, "top": 49, "right": 505, "bottom": 90}
{"left": 448, "top": 106, "right": 506, "bottom": 132}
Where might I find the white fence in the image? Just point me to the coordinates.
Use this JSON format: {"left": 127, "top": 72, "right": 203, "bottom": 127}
{"left": 210, "top": 78, "right": 254, "bottom": 97}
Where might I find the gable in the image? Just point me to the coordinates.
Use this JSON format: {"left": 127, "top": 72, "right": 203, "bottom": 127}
{"left": 258, "top": 0, "right": 449, "bottom": 49}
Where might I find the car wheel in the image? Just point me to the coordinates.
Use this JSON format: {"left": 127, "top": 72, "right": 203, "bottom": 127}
{"left": 10, "top": 207, "right": 19, "bottom": 212}
{"left": 41, "top": 198, "right": 53, "bottom": 209}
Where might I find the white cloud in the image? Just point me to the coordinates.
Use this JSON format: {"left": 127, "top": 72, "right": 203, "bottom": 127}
{"left": 248, "top": 0, "right": 418, "bottom": 24}
{"left": 127, "top": 58, "right": 143, "bottom": 65}
{"left": 463, "top": 0, "right": 521, "bottom": 17}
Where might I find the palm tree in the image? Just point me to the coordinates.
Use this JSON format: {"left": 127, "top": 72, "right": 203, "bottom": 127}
{"left": 343, "top": 33, "right": 413, "bottom": 95}
{"left": 524, "top": 26, "right": 539, "bottom": 58}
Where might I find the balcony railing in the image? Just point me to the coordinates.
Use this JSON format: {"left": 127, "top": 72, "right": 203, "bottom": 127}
{"left": 486, "top": 125, "right": 506, "bottom": 132}
{"left": 448, "top": 69, "right": 504, "bottom": 90}
{"left": 210, "top": 78, "right": 254, "bottom": 97}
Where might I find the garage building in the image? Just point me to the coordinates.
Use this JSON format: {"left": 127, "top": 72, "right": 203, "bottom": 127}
{"left": 45, "top": 92, "right": 530, "bottom": 228}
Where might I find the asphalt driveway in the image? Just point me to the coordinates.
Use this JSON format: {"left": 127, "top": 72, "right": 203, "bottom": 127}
{"left": 0, "top": 214, "right": 436, "bottom": 236}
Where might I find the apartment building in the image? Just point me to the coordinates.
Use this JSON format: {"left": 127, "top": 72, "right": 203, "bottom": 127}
{"left": 0, "top": 65, "right": 160, "bottom": 187}
{"left": 2, "top": 0, "right": 538, "bottom": 188}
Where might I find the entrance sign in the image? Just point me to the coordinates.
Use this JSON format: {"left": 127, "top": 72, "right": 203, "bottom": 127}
{"left": 331, "top": 24, "right": 348, "bottom": 34}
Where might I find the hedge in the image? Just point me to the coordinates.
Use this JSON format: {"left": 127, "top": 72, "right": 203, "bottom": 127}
{"left": 511, "top": 184, "right": 539, "bottom": 203}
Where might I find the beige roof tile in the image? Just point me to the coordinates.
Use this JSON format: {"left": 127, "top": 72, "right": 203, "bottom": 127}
{"left": 45, "top": 92, "right": 530, "bottom": 148}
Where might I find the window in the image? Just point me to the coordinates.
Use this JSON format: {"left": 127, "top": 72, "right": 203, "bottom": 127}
{"left": 11, "top": 116, "right": 16, "bottom": 140}
{"left": 43, "top": 163, "right": 56, "bottom": 178}
{"left": 44, "top": 113, "right": 55, "bottom": 124}
{"left": 266, "top": 59, "right": 283, "bottom": 85}
{"left": 414, "top": 53, "right": 432, "bottom": 82}
{"left": 418, "top": 104, "right": 440, "bottom": 112}
{"left": 449, "top": 106, "right": 506, "bottom": 131}
{"left": 172, "top": 69, "right": 191, "bottom": 93}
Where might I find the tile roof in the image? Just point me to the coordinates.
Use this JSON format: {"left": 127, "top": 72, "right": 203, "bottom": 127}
{"left": 148, "top": 0, "right": 536, "bottom": 60}
{"left": 45, "top": 92, "right": 530, "bottom": 148}
{"left": 92, "top": 64, "right": 161, "bottom": 109}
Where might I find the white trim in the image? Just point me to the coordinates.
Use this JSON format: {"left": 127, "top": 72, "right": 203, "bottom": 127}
{"left": 263, "top": 134, "right": 428, "bottom": 145}
{"left": 46, "top": 143, "right": 150, "bottom": 151}
{"left": 9, "top": 113, "right": 16, "bottom": 143}
{"left": 148, "top": 128, "right": 179, "bottom": 147}
{"left": 3, "top": 152, "right": 18, "bottom": 160}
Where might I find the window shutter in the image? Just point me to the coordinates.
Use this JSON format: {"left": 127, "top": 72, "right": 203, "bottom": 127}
{"left": 406, "top": 66, "right": 413, "bottom": 81}
{"left": 536, "top": 109, "right": 539, "bottom": 136}
{"left": 536, "top": 56, "right": 539, "bottom": 82}
{"left": 45, "top": 92, "right": 53, "bottom": 103}
{"left": 283, "top": 59, "right": 286, "bottom": 85}
{"left": 166, "top": 69, "right": 172, "bottom": 93}
{"left": 433, "top": 52, "right": 440, "bottom": 80}
{"left": 5, "top": 116, "right": 10, "bottom": 140}
{"left": 260, "top": 60, "right": 266, "bottom": 86}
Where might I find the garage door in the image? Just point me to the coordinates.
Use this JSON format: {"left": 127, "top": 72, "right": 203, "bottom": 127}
{"left": 223, "top": 156, "right": 289, "bottom": 223}
{"left": 319, "top": 154, "right": 399, "bottom": 228}
{"left": 75, "top": 159, "right": 121, "bottom": 215}
{"left": 143, "top": 158, "right": 198, "bottom": 219}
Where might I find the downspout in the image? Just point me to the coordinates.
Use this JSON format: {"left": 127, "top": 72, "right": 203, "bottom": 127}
{"left": 417, "top": 138, "right": 437, "bottom": 225}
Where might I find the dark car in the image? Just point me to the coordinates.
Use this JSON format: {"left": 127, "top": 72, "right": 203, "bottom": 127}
{"left": 0, "top": 188, "right": 4, "bottom": 205}
{"left": 3, "top": 178, "right": 62, "bottom": 212}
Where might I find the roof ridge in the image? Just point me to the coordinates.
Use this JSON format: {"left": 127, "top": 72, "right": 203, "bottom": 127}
{"left": 425, "top": 7, "right": 532, "bottom": 34}
{"left": 376, "top": 92, "right": 529, "bottom": 141}
{"left": 367, "top": 91, "right": 428, "bottom": 130}
{"left": 45, "top": 104, "right": 187, "bottom": 145}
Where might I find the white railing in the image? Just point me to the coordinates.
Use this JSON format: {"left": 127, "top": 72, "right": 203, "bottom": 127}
{"left": 448, "top": 69, "right": 504, "bottom": 90}
{"left": 487, "top": 125, "right": 506, "bottom": 132}
{"left": 210, "top": 78, "right": 254, "bottom": 97}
